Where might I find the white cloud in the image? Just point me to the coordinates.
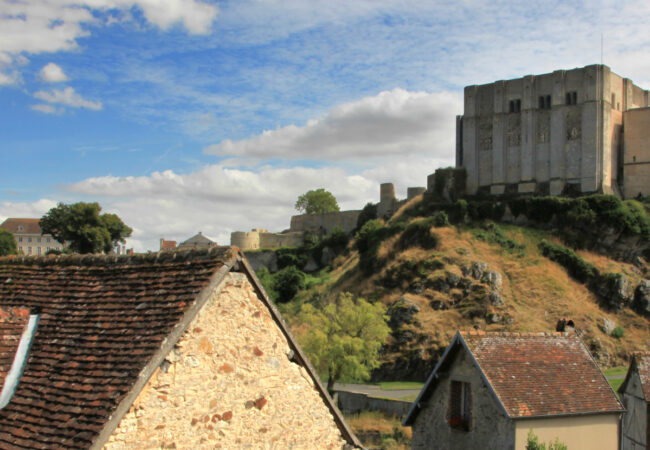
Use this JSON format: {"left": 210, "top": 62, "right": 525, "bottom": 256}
{"left": 34, "top": 87, "right": 102, "bottom": 111}
{"left": 204, "top": 89, "right": 461, "bottom": 161}
{"left": 31, "top": 104, "right": 64, "bottom": 115}
{"left": 0, "top": 199, "right": 59, "bottom": 224}
{"left": 39, "top": 63, "right": 69, "bottom": 83}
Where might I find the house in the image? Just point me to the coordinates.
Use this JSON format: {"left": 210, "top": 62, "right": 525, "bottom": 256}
{"left": 456, "top": 64, "right": 649, "bottom": 198}
{"left": 177, "top": 231, "right": 217, "bottom": 249}
{"left": 0, "top": 218, "right": 64, "bottom": 255}
{"left": 403, "top": 331, "right": 623, "bottom": 450}
{"left": 619, "top": 352, "right": 650, "bottom": 450}
{"left": 159, "top": 238, "right": 177, "bottom": 251}
{"left": 0, "top": 247, "right": 360, "bottom": 449}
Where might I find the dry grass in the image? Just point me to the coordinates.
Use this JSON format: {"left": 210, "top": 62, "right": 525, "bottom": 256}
{"left": 344, "top": 411, "right": 411, "bottom": 450}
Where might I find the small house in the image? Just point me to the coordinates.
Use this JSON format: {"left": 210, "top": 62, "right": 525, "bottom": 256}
{"left": 403, "top": 331, "right": 623, "bottom": 449}
{"left": 619, "top": 352, "right": 650, "bottom": 450}
{"left": 0, "top": 247, "right": 360, "bottom": 449}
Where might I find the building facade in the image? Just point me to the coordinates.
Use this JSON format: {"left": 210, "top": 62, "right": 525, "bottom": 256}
{"left": 0, "top": 218, "right": 64, "bottom": 255}
{"left": 456, "top": 64, "right": 649, "bottom": 197}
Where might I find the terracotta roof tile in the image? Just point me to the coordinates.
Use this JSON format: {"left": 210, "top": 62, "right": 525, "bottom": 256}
{"left": 0, "top": 307, "right": 31, "bottom": 388}
{"left": 0, "top": 247, "right": 235, "bottom": 449}
{"left": 460, "top": 331, "right": 623, "bottom": 417}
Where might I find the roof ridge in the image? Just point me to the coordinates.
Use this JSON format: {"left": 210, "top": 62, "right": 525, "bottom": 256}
{"left": 0, "top": 246, "right": 237, "bottom": 267}
{"left": 460, "top": 330, "right": 569, "bottom": 337}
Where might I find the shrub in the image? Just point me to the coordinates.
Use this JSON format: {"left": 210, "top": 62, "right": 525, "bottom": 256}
{"left": 356, "top": 202, "right": 378, "bottom": 231}
{"left": 526, "top": 430, "right": 567, "bottom": 450}
{"left": 538, "top": 240, "right": 597, "bottom": 283}
{"left": 255, "top": 267, "right": 278, "bottom": 301}
{"left": 321, "top": 226, "right": 348, "bottom": 251}
{"left": 611, "top": 325, "right": 625, "bottom": 339}
{"left": 432, "top": 211, "right": 450, "bottom": 227}
{"left": 356, "top": 220, "right": 387, "bottom": 275}
{"left": 272, "top": 265, "right": 306, "bottom": 303}
{"left": 398, "top": 219, "right": 439, "bottom": 250}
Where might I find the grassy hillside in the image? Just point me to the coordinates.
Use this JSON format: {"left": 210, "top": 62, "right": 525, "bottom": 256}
{"left": 272, "top": 196, "right": 650, "bottom": 381}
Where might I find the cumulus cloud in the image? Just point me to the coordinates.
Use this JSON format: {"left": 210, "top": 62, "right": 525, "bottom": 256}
{"left": 33, "top": 87, "right": 102, "bottom": 111}
{"left": 39, "top": 63, "right": 69, "bottom": 83}
{"left": 0, "top": 199, "right": 59, "bottom": 224}
{"left": 204, "top": 89, "right": 461, "bottom": 161}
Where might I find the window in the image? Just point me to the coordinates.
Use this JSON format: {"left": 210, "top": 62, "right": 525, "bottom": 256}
{"left": 18, "top": 237, "right": 23, "bottom": 242}
{"left": 46, "top": 237, "right": 51, "bottom": 243}
{"left": 27, "top": 247, "right": 32, "bottom": 255}
{"left": 566, "top": 91, "right": 578, "bottom": 105}
{"left": 27, "top": 237, "right": 32, "bottom": 243}
{"left": 18, "top": 226, "right": 23, "bottom": 231}
{"left": 37, "top": 237, "right": 41, "bottom": 243}
{"left": 509, "top": 99, "right": 521, "bottom": 113}
{"left": 449, "top": 380, "right": 471, "bottom": 431}
{"left": 539, "top": 95, "right": 551, "bottom": 110}
{"left": 611, "top": 93, "right": 616, "bottom": 109}
{"left": 37, "top": 247, "right": 41, "bottom": 255}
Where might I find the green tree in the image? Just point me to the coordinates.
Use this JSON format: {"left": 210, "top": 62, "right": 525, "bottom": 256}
{"left": 0, "top": 229, "right": 17, "bottom": 256}
{"left": 526, "top": 429, "right": 568, "bottom": 450}
{"left": 297, "top": 292, "right": 390, "bottom": 392}
{"left": 40, "top": 202, "right": 132, "bottom": 254}
{"left": 295, "top": 188, "right": 340, "bottom": 214}
{"left": 272, "top": 265, "right": 306, "bottom": 302}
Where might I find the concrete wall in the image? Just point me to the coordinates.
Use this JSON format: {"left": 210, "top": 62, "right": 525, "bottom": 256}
{"left": 623, "top": 107, "right": 650, "bottom": 198}
{"left": 514, "top": 414, "right": 620, "bottom": 450}
{"left": 457, "top": 64, "right": 649, "bottom": 197}
{"left": 289, "top": 210, "right": 361, "bottom": 236}
{"left": 336, "top": 391, "right": 412, "bottom": 418}
{"left": 104, "top": 273, "right": 347, "bottom": 449}
{"left": 410, "top": 348, "right": 514, "bottom": 450}
{"left": 620, "top": 369, "right": 648, "bottom": 450}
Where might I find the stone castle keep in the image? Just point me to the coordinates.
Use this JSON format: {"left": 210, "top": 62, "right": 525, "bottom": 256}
{"left": 456, "top": 64, "right": 649, "bottom": 198}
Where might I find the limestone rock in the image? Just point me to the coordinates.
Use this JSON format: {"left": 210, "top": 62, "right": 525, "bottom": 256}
{"left": 488, "top": 292, "right": 504, "bottom": 307}
{"left": 599, "top": 317, "right": 616, "bottom": 335}
{"left": 485, "top": 312, "right": 501, "bottom": 324}
{"left": 632, "top": 280, "right": 650, "bottom": 315}
{"left": 320, "top": 246, "right": 336, "bottom": 267}
{"left": 387, "top": 296, "right": 420, "bottom": 330}
{"left": 482, "top": 270, "right": 502, "bottom": 290}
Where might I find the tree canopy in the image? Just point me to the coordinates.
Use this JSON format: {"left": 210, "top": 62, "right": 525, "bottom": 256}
{"left": 295, "top": 188, "right": 340, "bottom": 214}
{"left": 40, "top": 202, "right": 132, "bottom": 254}
{"left": 296, "top": 292, "right": 390, "bottom": 392}
{"left": 0, "top": 229, "right": 17, "bottom": 256}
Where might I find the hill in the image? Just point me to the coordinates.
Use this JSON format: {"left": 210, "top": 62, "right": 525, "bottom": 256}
{"left": 260, "top": 194, "right": 650, "bottom": 382}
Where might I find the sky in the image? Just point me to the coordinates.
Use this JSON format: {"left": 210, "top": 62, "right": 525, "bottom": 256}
{"left": 1, "top": 0, "right": 649, "bottom": 251}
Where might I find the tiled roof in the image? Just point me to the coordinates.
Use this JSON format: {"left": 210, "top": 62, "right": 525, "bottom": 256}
{"left": 460, "top": 331, "right": 623, "bottom": 417}
{"left": 0, "top": 248, "right": 235, "bottom": 448}
{"left": 620, "top": 352, "right": 650, "bottom": 401}
{"left": 0, "top": 219, "right": 42, "bottom": 235}
{"left": 160, "top": 240, "right": 177, "bottom": 250}
{"left": 404, "top": 331, "right": 623, "bottom": 425}
{"left": 0, "top": 307, "right": 30, "bottom": 388}
{"left": 178, "top": 232, "right": 216, "bottom": 248}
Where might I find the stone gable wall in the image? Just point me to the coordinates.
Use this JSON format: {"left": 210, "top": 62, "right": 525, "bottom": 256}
{"left": 104, "top": 272, "right": 347, "bottom": 449}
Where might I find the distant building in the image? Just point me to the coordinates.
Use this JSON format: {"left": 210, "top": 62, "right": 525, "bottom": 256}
{"left": 619, "top": 352, "right": 650, "bottom": 450}
{"left": 404, "top": 330, "right": 623, "bottom": 450}
{"left": 0, "top": 247, "right": 361, "bottom": 448}
{"left": 0, "top": 218, "right": 64, "bottom": 255}
{"left": 456, "top": 64, "right": 649, "bottom": 198}
{"left": 177, "top": 231, "right": 217, "bottom": 249}
{"left": 159, "top": 238, "right": 177, "bottom": 251}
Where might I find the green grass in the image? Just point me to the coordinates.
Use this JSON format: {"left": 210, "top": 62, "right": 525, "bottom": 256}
{"left": 608, "top": 377, "right": 624, "bottom": 393}
{"left": 379, "top": 382, "right": 424, "bottom": 390}
{"left": 603, "top": 366, "right": 627, "bottom": 376}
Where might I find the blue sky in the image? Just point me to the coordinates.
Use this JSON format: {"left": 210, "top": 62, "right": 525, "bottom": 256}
{"left": 1, "top": 0, "right": 649, "bottom": 250}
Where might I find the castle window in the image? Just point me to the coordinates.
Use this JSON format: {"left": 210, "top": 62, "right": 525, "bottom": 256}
{"left": 509, "top": 99, "right": 521, "bottom": 113}
{"left": 449, "top": 380, "right": 471, "bottom": 431}
{"left": 566, "top": 91, "right": 578, "bottom": 105}
{"left": 539, "top": 95, "right": 551, "bottom": 110}
{"left": 611, "top": 93, "right": 616, "bottom": 108}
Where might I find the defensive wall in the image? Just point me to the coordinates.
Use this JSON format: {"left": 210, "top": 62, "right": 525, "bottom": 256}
{"left": 622, "top": 107, "right": 650, "bottom": 198}
{"left": 231, "top": 182, "right": 426, "bottom": 250}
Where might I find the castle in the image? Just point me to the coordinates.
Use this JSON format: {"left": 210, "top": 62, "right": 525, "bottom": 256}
{"left": 456, "top": 64, "right": 649, "bottom": 198}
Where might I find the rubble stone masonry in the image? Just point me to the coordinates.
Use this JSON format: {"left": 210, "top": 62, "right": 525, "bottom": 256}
{"left": 104, "top": 273, "right": 347, "bottom": 449}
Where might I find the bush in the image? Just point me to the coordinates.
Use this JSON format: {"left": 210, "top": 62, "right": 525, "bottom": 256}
{"left": 399, "top": 219, "right": 439, "bottom": 250}
{"left": 272, "top": 266, "right": 306, "bottom": 303}
{"left": 611, "top": 325, "right": 625, "bottom": 339}
{"left": 255, "top": 267, "right": 278, "bottom": 301}
{"left": 321, "top": 226, "right": 348, "bottom": 250}
{"left": 526, "top": 430, "right": 567, "bottom": 450}
{"left": 432, "top": 211, "right": 450, "bottom": 227}
{"left": 356, "top": 220, "right": 387, "bottom": 275}
{"left": 356, "top": 202, "right": 378, "bottom": 231}
{"left": 538, "top": 240, "right": 597, "bottom": 283}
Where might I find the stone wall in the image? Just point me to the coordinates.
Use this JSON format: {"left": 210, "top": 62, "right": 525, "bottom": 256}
{"left": 289, "top": 210, "right": 361, "bottom": 236}
{"left": 231, "top": 230, "right": 303, "bottom": 251}
{"left": 623, "top": 107, "right": 650, "bottom": 198}
{"left": 410, "top": 347, "right": 514, "bottom": 450}
{"left": 336, "top": 391, "right": 412, "bottom": 418}
{"left": 104, "top": 273, "right": 347, "bottom": 449}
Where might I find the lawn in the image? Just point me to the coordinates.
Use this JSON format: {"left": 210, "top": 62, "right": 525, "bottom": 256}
{"left": 603, "top": 366, "right": 628, "bottom": 377}
{"left": 379, "top": 382, "right": 424, "bottom": 391}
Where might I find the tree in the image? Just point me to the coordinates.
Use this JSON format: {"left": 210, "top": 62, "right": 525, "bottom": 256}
{"left": 296, "top": 292, "right": 390, "bottom": 392}
{"left": 295, "top": 188, "right": 340, "bottom": 214}
{"left": 526, "top": 430, "right": 567, "bottom": 450}
{"left": 272, "top": 265, "right": 306, "bottom": 303}
{"left": 0, "top": 229, "right": 17, "bottom": 256}
{"left": 40, "top": 202, "right": 132, "bottom": 254}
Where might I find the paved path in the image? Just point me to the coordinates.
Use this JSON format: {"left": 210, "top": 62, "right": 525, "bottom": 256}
{"left": 333, "top": 383, "right": 420, "bottom": 401}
